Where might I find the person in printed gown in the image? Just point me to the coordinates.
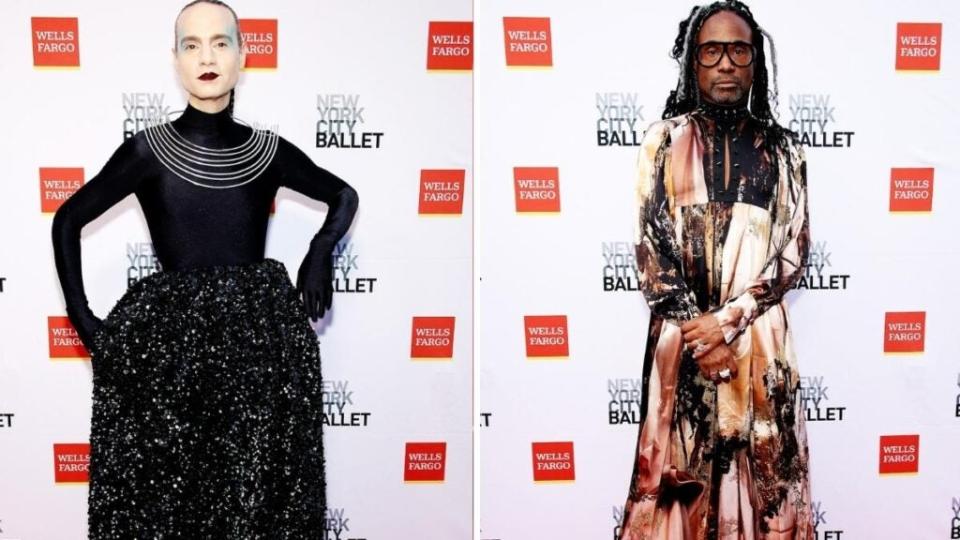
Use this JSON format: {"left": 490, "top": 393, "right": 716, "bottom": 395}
{"left": 618, "top": 2, "right": 813, "bottom": 539}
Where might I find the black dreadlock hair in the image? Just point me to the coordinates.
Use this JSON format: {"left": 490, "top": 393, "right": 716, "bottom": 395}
{"left": 174, "top": 0, "right": 243, "bottom": 117}
{"left": 662, "top": 0, "right": 796, "bottom": 153}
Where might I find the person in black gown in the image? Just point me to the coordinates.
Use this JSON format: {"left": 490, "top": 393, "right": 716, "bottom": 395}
{"left": 51, "top": 1, "right": 358, "bottom": 537}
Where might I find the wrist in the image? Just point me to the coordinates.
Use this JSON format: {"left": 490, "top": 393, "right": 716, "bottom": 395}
{"left": 710, "top": 292, "right": 757, "bottom": 344}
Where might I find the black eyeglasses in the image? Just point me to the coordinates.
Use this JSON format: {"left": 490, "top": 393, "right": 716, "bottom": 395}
{"left": 695, "top": 41, "right": 755, "bottom": 68}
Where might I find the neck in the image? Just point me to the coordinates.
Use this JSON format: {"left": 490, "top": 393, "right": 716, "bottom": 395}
{"left": 176, "top": 100, "right": 235, "bottom": 131}
{"left": 187, "top": 93, "right": 231, "bottom": 114}
{"left": 696, "top": 95, "right": 751, "bottom": 124}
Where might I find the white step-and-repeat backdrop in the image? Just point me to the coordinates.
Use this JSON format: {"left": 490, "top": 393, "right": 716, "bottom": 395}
{"left": 1, "top": 0, "right": 471, "bottom": 538}
{"left": 475, "top": 1, "right": 958, "bottom": 539}
{"left": 2, "top": 0, "right": 959, "bottom": 539}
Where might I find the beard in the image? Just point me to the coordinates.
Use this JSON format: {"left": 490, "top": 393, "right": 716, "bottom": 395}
{"left": 703, "top": 80, "right": 748, "bottom": 105}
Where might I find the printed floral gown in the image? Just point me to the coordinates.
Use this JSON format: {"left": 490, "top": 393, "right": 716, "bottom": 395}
{"left": 618, "top": 104, "right": 814, "bottom": 540}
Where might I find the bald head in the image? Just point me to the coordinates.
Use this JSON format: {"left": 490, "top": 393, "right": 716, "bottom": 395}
{"left": 172, "top": 0, "right": 245, "bottom": 113}
{"left": 174, "top": 1, "right": 241, "bottom": 52}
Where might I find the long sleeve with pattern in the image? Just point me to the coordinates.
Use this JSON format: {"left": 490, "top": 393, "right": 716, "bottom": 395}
{"left": 633, "top": 121, "right": 702, "bottom": 323}
{"left": 709, "top": 141, "right": 810, "bottom": 344}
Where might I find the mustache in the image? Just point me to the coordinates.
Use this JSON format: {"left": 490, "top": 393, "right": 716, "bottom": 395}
{"left": 711, "top": 79, "right": 743, "bottom": 88}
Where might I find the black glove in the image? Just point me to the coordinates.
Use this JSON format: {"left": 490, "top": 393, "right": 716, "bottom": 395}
{"left": 68, "top": 304, "right": 104, "bottom": 355}
{"left": 295, "top": 244, "right": 334, "bottom": 322}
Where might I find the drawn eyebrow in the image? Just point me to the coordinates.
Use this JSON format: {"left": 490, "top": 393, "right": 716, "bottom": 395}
{"left": 178, "top": 34, "right": 233, "bottom": 47}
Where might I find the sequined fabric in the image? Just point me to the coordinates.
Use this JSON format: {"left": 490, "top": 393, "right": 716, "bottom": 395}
{"left": 87, "top": 257, "right": 326, "bottom": 539}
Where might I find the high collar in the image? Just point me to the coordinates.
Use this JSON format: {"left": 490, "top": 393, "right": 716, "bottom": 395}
{"left": 695, "top": 98, "right": 751, "bottom": 126}
{"left": 175, "top": 102, "right": 235, "bottom": 131}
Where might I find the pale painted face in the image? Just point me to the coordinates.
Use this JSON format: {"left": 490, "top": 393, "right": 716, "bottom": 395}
{"left": 172, "top": 2, "right": 245, "bottom": 113}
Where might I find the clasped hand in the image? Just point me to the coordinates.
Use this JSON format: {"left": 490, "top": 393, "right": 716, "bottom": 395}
{"left": 680, "top": 311, "right": 739, "bottom": 384}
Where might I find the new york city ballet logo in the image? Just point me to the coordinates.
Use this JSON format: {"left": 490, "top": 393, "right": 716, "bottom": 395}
{"left": 121, "top": 92, "right": 170, "bottom": 139}
{"left": 883, "top": 311, "right": 925, "bottom": 354}
{"left": 878, "top": 434, "right": 919, "bottom": 475}
{"left": 812, "top": 500, "right": 844, "bottom": 539}
{"left": 889, "top": 167, "right": 934, "bottom": 212}
{"left": 524, "top": 315, "right": 569, "bottom": 359}
{"left": 239, "top": 19, "right": 277, "bottom": 69}
{"left": 39, "top": 167, "right": 83, "bottom": 213}
{"left": 514, "top": 167, "right": 560, "bottom": 213}
{"left": 955, "top": 374, "right": 960, "bottom": 419}
{"left": 532, "top": 441, "right": 575, "bottom": 482}
{"left": 125, "top": 242, "right": 162, "bottom": 285}
{"left": 53, "top": 443, "right": 90, "bottom": 483}
{"left": 596, "top": 92, "right": 644, "bottom": 147}
{"left": 403, "top": 442, "right": 446, "bottom": 482}
{"left": 321, "top": 379, "right": 371, "bottom": 428}
{"left": 410, "top": 316, "right": 456, "bottom": 359}
{"left": 426, "top": 21, "right": 473, "bottom": 71}
{"left": 608, "top": 378, "right": 642, "bottom": 425}
{"left": 602, "top": 241, "right": 639, "bottom": 293}
{"left": 324, "top": 506, "right": 366, "bottom": 540}
{"left": 796, "top": 240, "right": 849, "bottom": 291}
{"left": 0, "top": 412, "right": 13, "bottom": 430}
{"left": 950, "top": 498, "right": 960, "bottom": 539}
{"left": 333, "top": 241, "right": 377, "bottom": 294}
{"left": 503, "top": 17, "right": 552, "bottom": 67}
{"left": 799, "top": 375, "right": 846, "bottom": 423}
{"left": 31, "top": 17, "right": 79, "bottom": 67}
{"left": 788, "top": 94, "right": 854, "bottom": 148}
{"left": 895, "top": 22, "right": 942, "bottom": 71}
{"left": 419, "top": 169, "right": 466, "bottom": 215}
{"left": 316, "top": 93, "right": 384, "bottom": 149}
{"left": 48, "top": 316, "right": 88, "bottom": 358}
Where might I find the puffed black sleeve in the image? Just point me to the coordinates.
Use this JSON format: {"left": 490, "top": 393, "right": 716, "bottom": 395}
{"left": 275, "top": 135, "right": 359, "bottom": 253}
{"left": 51, "top": 134, "right": 149, "bottom": 350}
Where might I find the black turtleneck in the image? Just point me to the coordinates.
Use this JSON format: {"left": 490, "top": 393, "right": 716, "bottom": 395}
{"left": 51, "top": 102, "right": 359, "bottom": 347}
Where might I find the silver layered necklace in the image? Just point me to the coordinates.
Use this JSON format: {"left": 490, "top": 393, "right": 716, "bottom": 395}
{"left": 143, "top": 109, "right": 279, "bottom": 189}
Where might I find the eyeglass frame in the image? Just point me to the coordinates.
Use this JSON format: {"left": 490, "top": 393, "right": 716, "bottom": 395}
{"left": 694, "top": 40, "right": 756, "bottom": 68}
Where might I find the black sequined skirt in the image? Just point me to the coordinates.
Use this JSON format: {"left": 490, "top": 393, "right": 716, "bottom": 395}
{"left": 87, "top": 257, "right": 326, "bottom": 539}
